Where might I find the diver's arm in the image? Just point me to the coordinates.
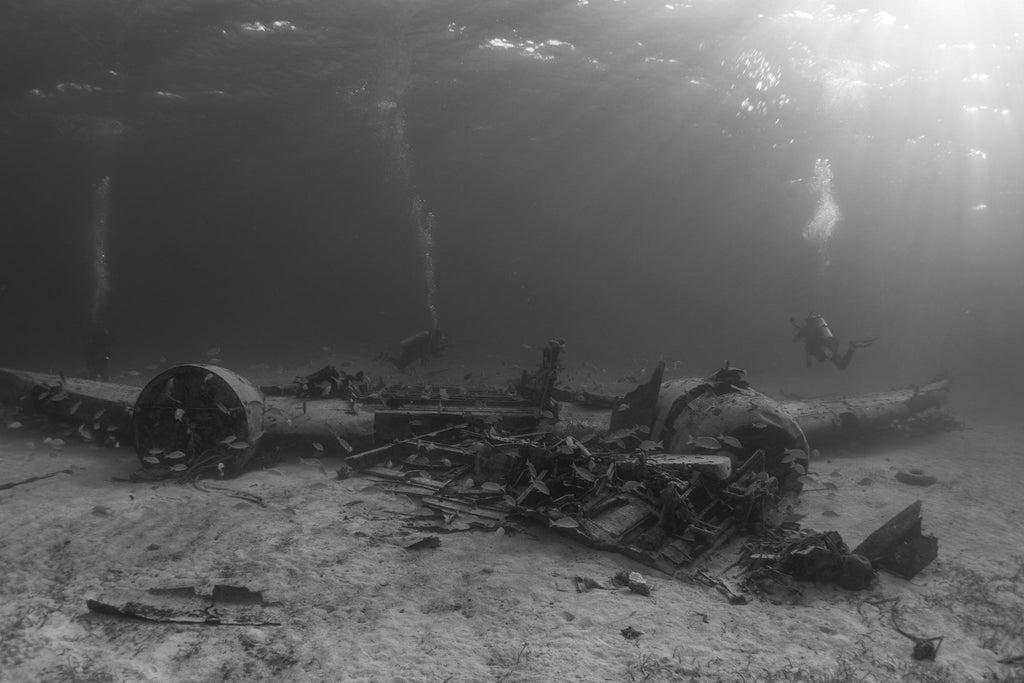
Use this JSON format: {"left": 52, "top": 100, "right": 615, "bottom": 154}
{"left": 790, "top": 317, "right": 807, "bottom": 342}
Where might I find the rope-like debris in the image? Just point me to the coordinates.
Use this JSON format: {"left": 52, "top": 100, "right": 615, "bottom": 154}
{"left": 0, "top": 469, "right": 73, "bottom": 491}
{"left": 860, "top": 597, "right": 944, "bottom": 660}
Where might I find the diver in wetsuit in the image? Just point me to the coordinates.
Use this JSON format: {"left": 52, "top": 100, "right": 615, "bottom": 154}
{"left": 381, "top": 327, "right": 449, "bottom": 370}
{"left": 85, "top": 330, "right": 114, "bottom": 380}
{"left": 791, "top": 314, "right": 875, "bottom": 370}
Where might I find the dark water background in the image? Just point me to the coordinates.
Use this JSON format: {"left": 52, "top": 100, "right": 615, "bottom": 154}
{"left": 1, "top": 0, "right": 1022, "bottom": 398}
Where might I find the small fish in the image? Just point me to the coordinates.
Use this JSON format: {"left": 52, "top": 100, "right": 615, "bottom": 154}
{"left": 781, "top": 449, "right": 806, "bottom": 464}
{"left": 215, "top": 402, "right": 230, "bottom": 415}
{"left": 312, "top": 442, "right": 324, "bottom": 453}
{"left": 206, "top": 347, "right": 221, "bottom": 357}
{"left": 124, "top": 370, "right": 141, "bottom": 377}
{"left": 94, "top": 409, "right": 106, "bottom": 419}
{"left": 174, "top": 408, "right": 185, "bottom": 422}
{"left": 143, "top": 456, "right": 161, "bottom": 465}
{"left": 572, "top": 465, "right": 596, "bottom": 482}
{"left": 148, "top": 447, "right": 165, "bottom": 455}
{"left": 718, "top": 435, "right": 742, "bottom": 449}
{"left": 228, "top": 441, "right": 249, "bottom": 450}
{"left": 7, "top": 421, "right": 22, "bottom": 429}
{"left": 69, "top": 400, "right": 81, "bottom": 415}
{"left": 687, "top": 435, "right": 721, "bottom": 452}
{"left": 602, "top": 428, "right": 634, "bottom": 443}
{"left": 335, "top": 436, "right": 353, "bottom": 453}
{"left": 210, "top": 358, "right": 222, "bottom": 364}
{"left": 219, "top": 435, "right": 237, "bottom": 445}
{"left": 164, "top": 451, "right": 187, "bottom": 460}
{"left": 78, "top": 425, "right": 94, "bottom": 441}
{"left": 169, "top": 463, "right": 187, "bottom": 472}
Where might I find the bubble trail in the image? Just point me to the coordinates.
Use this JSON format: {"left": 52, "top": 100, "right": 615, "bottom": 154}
{"left": 803, "top": 158, "right": 841, "bottom": 254}
{"left": 90, "top": 175, "right": 111, "bottom": 324}
{"left": 379, "top": 97, "right": 440, "bottom": 329}
{"left": 411, "top": 197, "right": 438, "bottom": 329}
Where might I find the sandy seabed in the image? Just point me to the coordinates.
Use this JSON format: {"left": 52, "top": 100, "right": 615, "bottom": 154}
{"left": 1, "top": 358, "right": 1023, "bottom": 682}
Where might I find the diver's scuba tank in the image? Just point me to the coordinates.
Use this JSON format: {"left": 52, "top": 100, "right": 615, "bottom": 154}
{"left": 810, "top": 315, "right": 835, "bottom": 342}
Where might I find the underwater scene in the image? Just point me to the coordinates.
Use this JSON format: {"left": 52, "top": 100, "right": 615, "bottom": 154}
{"left": 1, "top": 1, "right": 1023, "bottom": 681}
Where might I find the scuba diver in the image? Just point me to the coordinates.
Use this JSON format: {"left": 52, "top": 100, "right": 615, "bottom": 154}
{"left": 791, "top": 314, "right": 876, "bottom": 370}
{"left": 380, "top": 327, "right": 449, "bottom": 370}
{"left": 85, "top": 330, "right": 115, "bottom": 380}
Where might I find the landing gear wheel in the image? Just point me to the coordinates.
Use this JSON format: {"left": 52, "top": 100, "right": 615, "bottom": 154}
{"left": 132, "top": 364, "right": 265, "bottom": 476}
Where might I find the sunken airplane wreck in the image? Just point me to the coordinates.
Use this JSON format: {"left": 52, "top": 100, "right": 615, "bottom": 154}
{"left": 0, "top": 340, "right": 951, "bottom": 583}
